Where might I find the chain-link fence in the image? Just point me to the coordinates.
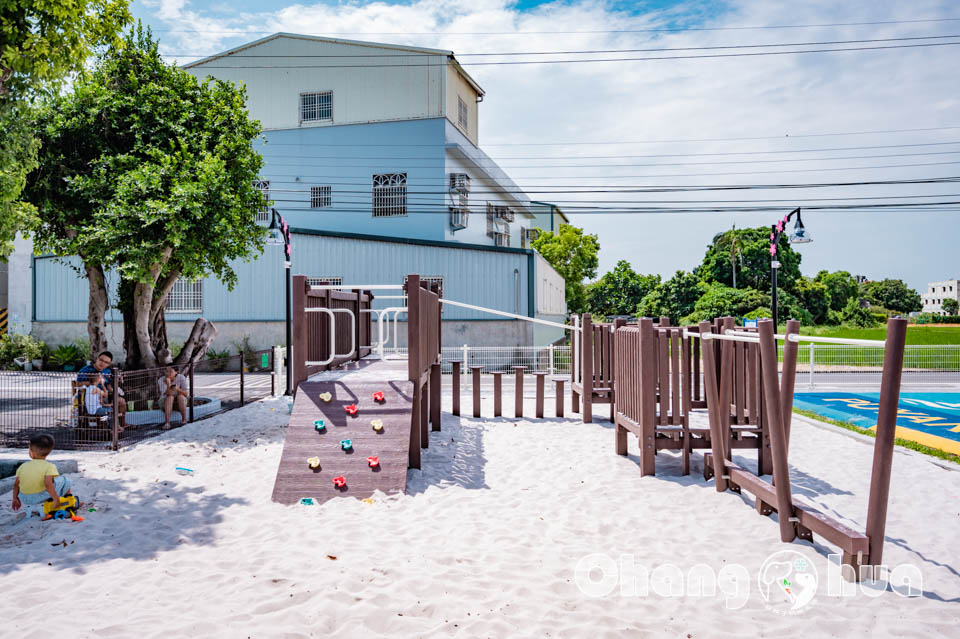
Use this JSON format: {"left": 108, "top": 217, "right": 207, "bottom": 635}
{"left": 0, "top": 349, "right": 276, "bottom": 450}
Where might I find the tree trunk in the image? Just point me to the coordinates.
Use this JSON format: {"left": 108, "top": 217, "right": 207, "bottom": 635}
{"left": 174, "top": 318, "right": 219, "bottom": 376}
{"left": 84, "top": 263, "right": 110, "bottom": 361}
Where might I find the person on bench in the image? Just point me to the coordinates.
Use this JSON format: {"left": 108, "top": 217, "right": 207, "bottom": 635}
{"left": 158, "top": 366, "right": 189, "bottom": 430}
{"left": 77, "top": 350, "right": 127, "bottom": 425}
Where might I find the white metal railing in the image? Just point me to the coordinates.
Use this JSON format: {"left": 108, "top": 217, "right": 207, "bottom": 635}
{"left": 304, "top": 307, "right": 356, "bottom": 366}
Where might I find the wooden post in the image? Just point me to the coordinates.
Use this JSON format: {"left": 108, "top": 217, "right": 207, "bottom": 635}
{"left": 406, "top": 275, "right": 421, "bottom": 384}
{"left": 534, "top": 372, "right": 547, "bottom": 418}
{"left": 571, "top": 316, "right": 579, "bottom": 413}
{"left": 638, "top": 318, "right": 656, "bottom": 475}
{"left": 291, "top": 275, "right": 308, "bottom": 396}
{"left": 492, "top": 372, "right": 503, "bottom": 417}
{"left": 471, "top": 365, "right": 483, "bottom": 418}
{"left": 581, "top": 313, "right": 593, "bottom": 423}
{"left": 699, "top": 321, "right": 727, "bottom": 491}
{"left": 430, "top": 363, "right": 441, "bottom": 431}
{"left": 719, "top": 317, "right": 736, "bottom": 459}
{"left": 111, "top": 377, "right": 120, "bottom": 451}
{"left": 757, "top": 319, "right": 797, "bottom": 543}
{"left": 409, "top": 382, "right": 422, "bottom": 469}
{"left": 780, "top": 319, "right": 801, "bottom": 453}
{"left": 420, "top": 383, "right": 429, "bottom": 449}
{"left": 240, "top": 351, "right": 245, "bottom": 407}
{"left": 614, "top": 327, "right": 628, "bottom": 456}
{"left": 865, "top": 318, "right": 907, "bottom": 569}
{"left": 514, "top": 366, "right": 525, "bottom": 418}
{"left": 189, "top": 367, "right": 195, "bottom": 423}
{"left": 452, "top": 361, "right": 461, "bottom": 416}
{"left": 555, "top": 379, "right": 565, "bottom": 417}
{"left": 353, "top": 288, "right": 362, "bottom": 360}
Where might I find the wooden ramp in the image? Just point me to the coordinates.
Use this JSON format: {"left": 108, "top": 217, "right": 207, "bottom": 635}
{"left": 271, "top": 376, "right": 414, "bottom": 504}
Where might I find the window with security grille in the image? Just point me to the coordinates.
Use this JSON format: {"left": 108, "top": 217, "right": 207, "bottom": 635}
{"left": 167, "top": 278, "right": 202, "bottom": 313}
{"left": 307, "top": 276, "right": 343, "bottom": 290}
{"left": 458, "top": 96, "right": 468, "bottom": 130}
{"left": 372, "top": 173, "right": 407, "bottom": 217}
{"left": 403, "top": 275, "right": 443, "bottom": 303}
{"left": 300, "top": 91, "right": 332, "bottom": 123}
{"left": 310, "top": 186, "right": 332, "bottom": 209}
{"left": 253, "top": 180, "right": 270, "bottom": 222}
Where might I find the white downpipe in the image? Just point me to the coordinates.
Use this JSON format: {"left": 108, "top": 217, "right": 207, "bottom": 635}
{"left": 439, "top": 298, "right": 579, "bottom": 332}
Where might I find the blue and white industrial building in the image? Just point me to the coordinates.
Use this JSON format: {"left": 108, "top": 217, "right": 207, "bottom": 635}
{"left": 5, "top": 33, "right": 568, "bottom": 355}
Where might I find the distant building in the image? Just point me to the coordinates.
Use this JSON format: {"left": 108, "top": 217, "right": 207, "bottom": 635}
{"left": 922, "top": 279, "right": 960, "bottom": 315}
{"left": 8, "top": 33, "right": 568, "bottom": 354}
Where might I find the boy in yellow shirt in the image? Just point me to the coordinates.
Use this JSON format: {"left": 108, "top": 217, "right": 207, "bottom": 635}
{"left": 11, "top": 434, "right": 72, "bottom": 513}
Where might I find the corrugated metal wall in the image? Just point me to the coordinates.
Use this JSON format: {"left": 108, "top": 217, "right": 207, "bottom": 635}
{"left": 33, "top": 235, "right": 530, "bottom": 323}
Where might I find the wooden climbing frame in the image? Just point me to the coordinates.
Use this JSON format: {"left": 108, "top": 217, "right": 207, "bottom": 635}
{"left": 571, "top": 313, "right": 618, "bottom": 423}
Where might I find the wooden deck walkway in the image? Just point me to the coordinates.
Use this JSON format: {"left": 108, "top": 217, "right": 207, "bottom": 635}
{"left": 271, "top": 358, "right": 414, "bottom": 504}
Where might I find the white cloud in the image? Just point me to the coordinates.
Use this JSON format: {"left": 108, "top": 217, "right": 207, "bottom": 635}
{"left": 144, "top": 0, "right": 960, "bottom": 288}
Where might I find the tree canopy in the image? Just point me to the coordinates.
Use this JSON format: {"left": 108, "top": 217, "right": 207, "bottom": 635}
{"left": 26, "top": 26, "right": 267, "bottom": 367}
{"left": 531, "top": 224, "right": 599, "bottom": 314}
{"left": 0, "top": 0, "right": 131, "bottom": 259}
{"left": 585, "top": 260, "right": 659, "bottom": 318}
{"left": 698, "top": 226, "right": 802, "bottom": 292}
{"left": 636, "top": 270, "right": 700, "bottom": 324}
{"left": 860, "top": 278, "right": 922, "bottom": 314}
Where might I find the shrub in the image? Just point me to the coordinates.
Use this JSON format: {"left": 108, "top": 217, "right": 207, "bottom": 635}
{"left": 48, "top": 343, "right": 86, "bottom": 369}
{"left": 0, "top": 333, "right": 48, "bottom": 369}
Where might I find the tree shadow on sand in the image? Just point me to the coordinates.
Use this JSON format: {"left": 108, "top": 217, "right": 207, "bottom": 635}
{"left": 0, "top": 476, "right": 247, "bottom": 575}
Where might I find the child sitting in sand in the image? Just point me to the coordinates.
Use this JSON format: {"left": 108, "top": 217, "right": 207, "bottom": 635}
{"left": 11, "top": 435, "right": 72, "bottom": 513}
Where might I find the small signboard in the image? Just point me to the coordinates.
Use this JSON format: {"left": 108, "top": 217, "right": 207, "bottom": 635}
{"left": 742, "top": 318, "right": 758, "bottom": 328}
{"left": 262, "top": 353, "right": 269, "bottom": 369}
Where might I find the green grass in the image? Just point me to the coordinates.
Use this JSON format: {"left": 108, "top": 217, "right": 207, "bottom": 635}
{"left": 772, "top": 325, "right": 960, "bottom": 369}
{"left": 794, "top": 408, "right": 960, "bottom": 465}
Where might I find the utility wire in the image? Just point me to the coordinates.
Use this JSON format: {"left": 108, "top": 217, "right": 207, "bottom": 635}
{"left": 186, "top": 40, "right": 960, "bottom": 67}
{"left": 169, "top": 34, "right": 960, "bottom": 58}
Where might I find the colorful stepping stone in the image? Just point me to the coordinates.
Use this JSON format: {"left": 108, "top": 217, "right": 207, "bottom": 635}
{"left": 366, "top": 456, "right": 380, "bottom": 468}
{"left": 371, "top": 419, "right": 383, "bottom": 432}
{"left": 340, "top": 439, "right": 352, "bottom": 451}
{"left": 332, "top": 475, "right": 346, "bottom": 488}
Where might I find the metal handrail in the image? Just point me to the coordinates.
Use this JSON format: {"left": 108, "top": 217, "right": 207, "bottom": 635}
{"left": 725, "top": 328, "right": 886, "bottom": 347}
{"left": 441, "top": 298, "right": 579, "bottom": 332}
{"left": 304, "top": 307, "right": 356, "bottom": 365}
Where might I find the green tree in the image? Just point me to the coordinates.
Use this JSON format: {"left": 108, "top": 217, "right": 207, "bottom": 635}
{"left": 698, "top": 226, "right": 802, "bottom": 292}
{"left": 860, "top": 279, "right": 922, "bottom": 314}
{"left": 532, "top": 224, "right": 600, "bottom": 314}
{"left": 793, "top": 277, "right": 829, "bottom": 324}
{"left": 26, "top": 26, "right": 267, "bottom": 368}
{"left": 0, "top": 0, "right": 131, "bottom": 258}
{"left": 814, "top": 270, "right": 860, "bottom": 312}
{"left": 637, "top": 270, "right": 701, "bottom": 324}
{"left": 943, "top": 298, "right": 959, "bottom": 315}
{"left": 585, "top": 260, "right": 659, "bottom": 318}
{"left": 681, "top": 283, "right": 768, "bottom": 324}
{"left": 840, "top": 297, "right": 878, "bottom": 328}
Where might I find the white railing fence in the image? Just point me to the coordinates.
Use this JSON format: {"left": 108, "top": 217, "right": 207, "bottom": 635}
{"left": 379, "top": 344, "right": 960, "bottom": 387}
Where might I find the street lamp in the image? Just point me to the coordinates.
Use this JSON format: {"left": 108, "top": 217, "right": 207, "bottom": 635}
{"left": 265, "top": 208, "right": 293, "bottom": 396}
{"left": 769, "top": 207, "right": 812, "bottom": 327}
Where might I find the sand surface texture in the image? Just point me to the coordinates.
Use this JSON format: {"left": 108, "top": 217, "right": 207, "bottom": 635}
{"left": 1, "top": 393, "right": 958, "bottom": 637}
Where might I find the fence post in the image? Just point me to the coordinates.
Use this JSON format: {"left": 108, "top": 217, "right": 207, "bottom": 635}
{"left": 808, "top": 342, "right": 815, "bottom": 388}
{"left": 452, "top": 361, "right": 461, "bottom": 416}
{"left": 462, "top": 344, "right": 468, "bottom": 368}
{"left": 189, "top": 367, "right": 195, "bottom": 423}
{"left": 291, "top": 275, "right": 308, "bottom": 395}
{"left": 239, "top": 351, "right": 245, "bottom": 407}
{"left": 111, "top": 376, "right": 120, "bottom": 451}
{"left": 549, "top": 343, "right": 555, "bottom": 376}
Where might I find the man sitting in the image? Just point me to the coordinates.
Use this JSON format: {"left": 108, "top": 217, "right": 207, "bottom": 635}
{"left": 76, "top": 350, "right": 127, "bottom": 425}
{"left": 158, "top": 366, "right": 189, "bottom": 430}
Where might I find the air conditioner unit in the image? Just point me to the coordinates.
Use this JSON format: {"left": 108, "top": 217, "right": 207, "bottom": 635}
{"left": 449, "top": 173, "right": 470, "bottom": 192}
{"left": 450, "top": 207, "right": 468, "bottom": 230}
{"left": 494, "top": 206, "right": 515, "bottom": 223}
{"left": 494, "top": 231, "right": 511, "bottom": 247}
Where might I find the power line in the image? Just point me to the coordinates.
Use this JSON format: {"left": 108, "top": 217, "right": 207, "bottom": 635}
{"left": 168, "top": 34, "right": 960, "bottom": 58}
{"left": 185, "top": 40, "right": 960, "bottom": 67}
{"left": 151, "top": 17, "right": 960, "bottom": 36}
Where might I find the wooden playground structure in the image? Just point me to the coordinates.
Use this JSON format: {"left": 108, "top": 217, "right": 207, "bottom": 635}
{"left": 271, "top": 276, "right": 910, "bottom": 581}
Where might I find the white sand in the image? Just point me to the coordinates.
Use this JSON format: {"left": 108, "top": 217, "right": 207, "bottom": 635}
{"left": 1, "top": 392, "right": 958, "bottom": 638}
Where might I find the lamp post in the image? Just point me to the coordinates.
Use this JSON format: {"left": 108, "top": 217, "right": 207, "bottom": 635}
{"left": 769, "top": 207, "right": 812, "bottom": 327}
{"left": 266, "top": 208, "right": 293, "bottom": 396}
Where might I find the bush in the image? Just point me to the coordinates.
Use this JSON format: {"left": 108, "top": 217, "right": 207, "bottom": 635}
{"left": 48, "top": 343, "right": 86, "bottom": 369}
{"left": 840, "top": 298, "right": 879, "bottom": 328}
{"left": 681, "top": 283, "right": 767, "bottom": 324}
{"left": 0, "top": 333, "right": 48, "bottom": 369}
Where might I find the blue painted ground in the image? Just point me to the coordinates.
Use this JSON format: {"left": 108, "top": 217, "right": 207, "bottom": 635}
{"left": 794, "top": 392, "right": 960, "bottom": 455}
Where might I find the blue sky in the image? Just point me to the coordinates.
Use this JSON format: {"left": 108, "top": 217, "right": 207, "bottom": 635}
{"left": 130, "top": 0, "right": 960, "bottom": 291}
